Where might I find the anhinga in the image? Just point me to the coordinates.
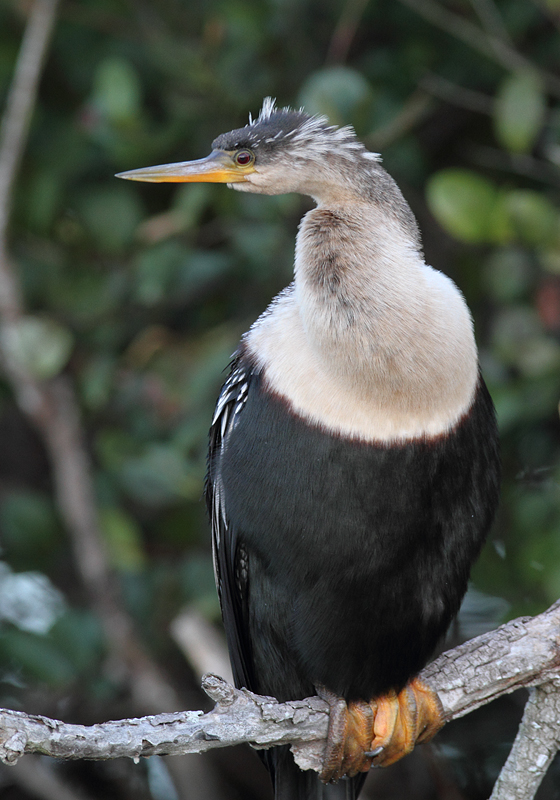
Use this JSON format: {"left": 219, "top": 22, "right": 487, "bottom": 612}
{"left": 118, "top": 98, "right": 501, "bottom": 800}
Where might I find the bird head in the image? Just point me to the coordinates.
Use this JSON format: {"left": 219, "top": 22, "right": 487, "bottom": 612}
{"left": 116, "top": 98, "right": 381, "bottom": 202}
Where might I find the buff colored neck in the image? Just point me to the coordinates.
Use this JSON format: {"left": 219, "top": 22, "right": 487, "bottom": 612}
{"left": 246, "top": 198, "right": 479, "bottom": 442}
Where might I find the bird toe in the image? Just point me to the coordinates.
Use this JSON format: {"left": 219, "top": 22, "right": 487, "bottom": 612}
{"left": 368, "top": 678, "right": 444, "bottom": 768}
{"left": 318, "top": 679, "right": 444, "bottom": 781}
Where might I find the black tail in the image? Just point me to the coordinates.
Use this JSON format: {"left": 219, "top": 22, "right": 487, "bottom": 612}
{"left": 269, "top": 746, "right": 366, "bottom": 800}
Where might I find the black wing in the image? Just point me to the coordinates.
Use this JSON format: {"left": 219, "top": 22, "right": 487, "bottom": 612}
{"left": 205, "top": 355, "right": 255, "bottom": 690}
{"left": 206, "top": 356, "right": 370, "bottom": 800}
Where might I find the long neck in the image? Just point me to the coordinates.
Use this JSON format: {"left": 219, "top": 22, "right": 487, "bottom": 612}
{"left": 293, "top": 199, "right": 478, "bottom": 415}
{"left": 245, "top": 190, "right": 479, "bottom": 442}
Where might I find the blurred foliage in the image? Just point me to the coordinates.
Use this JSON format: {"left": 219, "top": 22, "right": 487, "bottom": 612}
{"left": 0, "top": 0, "right": 560, "bottom": 798}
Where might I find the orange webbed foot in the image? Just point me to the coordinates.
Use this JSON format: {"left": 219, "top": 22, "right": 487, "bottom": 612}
{"left": 318, "top": 678, "right": 444, "bottom": 783}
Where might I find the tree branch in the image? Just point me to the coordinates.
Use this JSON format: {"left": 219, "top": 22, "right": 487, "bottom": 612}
{"left": 0, "top": 0, "right": 60, "bottom": 256}
{"left": 422, "top": 599, "right": 560, "bottom": 720}
{"left": 326, "top": 0, "right": 370, "bottom": 64}
{"left": 0, "top": 0, "right": 180, "bottom": 721}
{"left": 467, "top": 144, "right": 560, "bottom": 188}
{"left": 468, "top": 0, "right": 514, "bottom": 47}
{"left": 396, "top": 0, "right": 560, "bottom": 99}
{"left": 0, "top": 603, "right": 558, "bottom": 779}
{"left": 490, "top": 680, "right": 560, "bottom": 800}
{"left": 0, "top": 6, "right": 225, "bottom": 798}
{"left": 0, "top": 0, "right": 59, "bottom": 413}
{"left": 366, "top": 91, "right": 435, "bottom": 151}
{"left": 419, "top": 74, "right": 494, "bottom": 115}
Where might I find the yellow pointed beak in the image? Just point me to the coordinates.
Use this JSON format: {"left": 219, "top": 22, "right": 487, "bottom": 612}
{"left": 115, "top": 150, "right": 254, "bottom": 184}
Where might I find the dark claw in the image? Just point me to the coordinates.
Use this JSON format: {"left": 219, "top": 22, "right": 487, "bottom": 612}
{"left": 364, "top": 747, "right": 384, "bottom": 758}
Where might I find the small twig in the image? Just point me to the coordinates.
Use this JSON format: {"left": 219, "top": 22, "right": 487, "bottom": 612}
{"left": 366, "top": 91, "right": 435, "bottom": 151}
{"left": 170, "top": 606, "right": 234, "bottom": 684}
{"left": 489, "top": 681, "right": 560, "bottom": 800}
{"left": 397, "top": 0, "right": 560, "bottom": 99}
{"left": 469, "top": 0, "right": 513, "bottom": 46}
{"left": 326, "top": 0, "right": 371, "bottom": 64}
{"left": 419, "top": 74, "right": 494, "bottom": 115}
{"left": 468, "top": 144, "right": 560, "bottom": 188}
{"left": 0, "top": 0, "right": 60, "bottom": 256}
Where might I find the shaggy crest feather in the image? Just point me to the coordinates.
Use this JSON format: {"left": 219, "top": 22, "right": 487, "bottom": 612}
{"left": 212, "top": 97, "right": 383, "bottom": 165}
{"left": 257, "top": 96, "right": 278, "bottom": 121}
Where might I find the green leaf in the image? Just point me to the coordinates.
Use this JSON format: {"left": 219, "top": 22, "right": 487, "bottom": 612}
{"left": 483, "top": 248, "right": 533, "bottom": 302}
{"left": 49, "top": 609, "right": 103, "bottom": 674}
{"left": 120, "top": 445, "right": 200, "bottom": 506}
{"left": 79, "top": 356, "right": 116, "bottom": 410}
{"left": 173, "top": 183, "right": 213, "bottom": 229}
{"left": 79, "top": 185, "right": 143, "bottom": 254}
{"left": 0, "top": 491, "right": 61, "bottom": 568}
{"left": 426, "top": 169, "right": 497, "bottom": 243}
{"left": 134, "top": 241, "right": 186, "bottom": 305}
{"left": 503, "top": 190, "right": 558, "bottom": 247}
{"left": 0, "top": 629, "right": 75, "bottom": 686}
{"left": 298, "top": 66, "right": 373, "bottom": 126}
{"left": 92, "top": 56, "right": 142, "bottom": 124}
{"left": 488, "top": 190, "right": 516, "bottom": 245}
{"left": 99, "top": 507, "right": 146, "bottom": 572}
{"left": 494, "top": 71, "right": 546, "bottom": 154}
{"left": 3, "top": 316, "right": 74, "bottom": 380}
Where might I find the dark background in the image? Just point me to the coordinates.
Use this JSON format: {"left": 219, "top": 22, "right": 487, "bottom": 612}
{"left": 0, "top": 0, "right": 560, "bottom": 798}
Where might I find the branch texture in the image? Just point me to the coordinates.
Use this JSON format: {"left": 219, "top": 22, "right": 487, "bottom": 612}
{"left": 490, "top": 681, "right": 560, "bottom": 800}
{"left": 0, "top": 603, "right": 558, "bottom": 774}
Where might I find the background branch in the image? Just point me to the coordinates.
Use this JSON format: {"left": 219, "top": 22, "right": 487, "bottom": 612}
{"left": 1, "top": 754, "right": 96, "bottom": 800}
{"left": 0, "top": 0, "right": 60, "bottom": 261}
{"left": 490, "top": 681, "right": 560, "bottom": 800}
{"left": 326, "top": 0, "right": 370, "bottom": 64}
{"left": 419, "top": 74, "right": 494, "bottom": 115}
{"left": 0, "top": 0, "right": 173, "bottom": 717}
{"left": 0, "top": 5, "right": 224, "bottom": 799}
{"left": 468, "top": 0, "right": 514, "bottom": 46}
{"left": 397, "top": 0, "right": 560, "bottom": 98}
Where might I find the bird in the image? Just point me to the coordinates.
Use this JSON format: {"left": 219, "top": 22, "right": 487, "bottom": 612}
{"left": 117, "top": 98, "right": 501, "bottom": 800}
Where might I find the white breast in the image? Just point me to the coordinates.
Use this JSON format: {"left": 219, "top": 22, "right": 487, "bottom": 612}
{"left": 244, "top": 205, "right": 479, "bottom": 444}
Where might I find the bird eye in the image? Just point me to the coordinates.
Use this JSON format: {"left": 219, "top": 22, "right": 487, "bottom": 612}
{"left": 234, "top": 149, "right": 254, "bottom": 166}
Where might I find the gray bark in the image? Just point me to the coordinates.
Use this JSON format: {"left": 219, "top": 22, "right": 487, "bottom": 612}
{"left": 0, "top": 601, "right": 559, "bottom": 800}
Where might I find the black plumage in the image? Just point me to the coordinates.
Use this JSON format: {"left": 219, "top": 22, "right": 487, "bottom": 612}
{"left": 208, "top": 359, "right": 498, "bottom": 703}
{"left": 117, "top": 98, "right": 501, "bottom": 800}
{"left": 206, "top": 354, "right": 499, "bottom": 798}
